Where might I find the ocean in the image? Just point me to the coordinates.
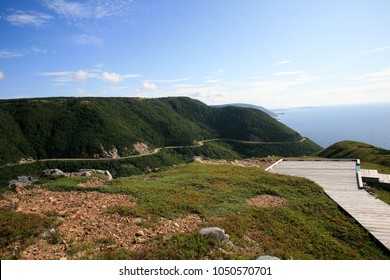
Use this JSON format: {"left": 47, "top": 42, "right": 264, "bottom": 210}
{"left": 274, "top": 103, "right": 390, "bottom": 150}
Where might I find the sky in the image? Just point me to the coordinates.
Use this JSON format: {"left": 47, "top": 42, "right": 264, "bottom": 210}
{"left": 1, "top": 0, "right": 390, "bottom": 109}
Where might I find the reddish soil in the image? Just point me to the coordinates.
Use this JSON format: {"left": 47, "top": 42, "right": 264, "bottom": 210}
{"left": 199, "top": 158, "right": 275, "bottom": 169}
{"left": 0, "top": 186, "right": 203, "bottom": 260}
{"left": 246, "top": 195, "right": 287, "bottom": 208}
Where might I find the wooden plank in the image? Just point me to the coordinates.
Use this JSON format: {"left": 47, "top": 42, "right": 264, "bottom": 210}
{"left": 268, "top": 160, "right": 390, "bottom": 251}
{"left": 379, "top": 174, "right": 390, "bottom": 184}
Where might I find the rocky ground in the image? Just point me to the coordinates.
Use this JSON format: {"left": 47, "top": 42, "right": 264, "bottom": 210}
{"left": 0, "top": 161, "right": 283, "bottom": 260}
{"left": 0, "top": 185, "right": 204, "bottom": 259}
{"left": 194, "top": 157, "right": 275, "bottom": 169}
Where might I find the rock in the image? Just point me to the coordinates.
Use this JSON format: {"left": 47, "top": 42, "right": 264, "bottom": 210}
{"left": 134, "top": 218, "right": 143, "bottom": 224}
{"left": 42, "top": 169, "right": 65, "bottom": 177}
{"left": 135, "top": 230, "right": 145, "bottom": 237}
{"left": 105, "top": 170, "right": 113, "bottom": 181}
{"left": 135, "top": 237, "right": 146, "bottom": 244}
{"left": 49, "top": 228, "right": 56, "bottom": 235}
{"left": 193, "top": 156, "right": 203, "bottom": 163}
{"left": 79, "top": 171, "right": 92, "bottom": 177}
{"left": 9, "top": 183, "right": 27, "bottom": 194}
{"left": 101, "top": 146, "right": 120, "bottom": 159}
{"left": 78, "top": 169, "right": 113, "bottom": 180}
{"left": 256, "top": 255, "right": 281, "bottom": 260}
{"left": 8, "top": 176, "right": 37, "bottom": 190}
{"left": 199, "top": 227, "right": 230, "bottom": 242}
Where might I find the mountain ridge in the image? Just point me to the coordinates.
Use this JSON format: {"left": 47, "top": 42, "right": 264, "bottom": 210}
{"left": 0, "top": 96, "right": 316, "bottom": 165}
{"left": 212, "top": 103, "right": 278, "bottom": 117}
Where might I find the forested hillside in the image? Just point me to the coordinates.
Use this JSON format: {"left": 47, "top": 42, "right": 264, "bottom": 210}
{"left": 0, "top": 97, "right": 309, "bottom": 165}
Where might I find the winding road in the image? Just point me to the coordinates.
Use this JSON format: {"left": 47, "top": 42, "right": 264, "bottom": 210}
{"left": 1, "top": 137, "right": 307, "bottom": 168}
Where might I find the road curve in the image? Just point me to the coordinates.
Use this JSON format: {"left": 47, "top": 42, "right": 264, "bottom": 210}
{"left": 1, "top": 137, "right": 306, "bottom": 167}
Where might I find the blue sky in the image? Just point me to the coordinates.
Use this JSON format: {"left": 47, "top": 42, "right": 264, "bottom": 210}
{"left": 1, "top": 0, "right": 390, "bottom": 108}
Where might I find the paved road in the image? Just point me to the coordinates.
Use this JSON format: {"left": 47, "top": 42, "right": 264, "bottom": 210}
{"left": 1, "top": 137, "right": 306, "bottom": 167}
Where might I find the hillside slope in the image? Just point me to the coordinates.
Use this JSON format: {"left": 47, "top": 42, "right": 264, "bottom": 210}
{"left": 1, "top": 163, "right": 388, "bottom": 259}
{"left": 0, "top": 97, "right": 308, "bottom": 164}
{"left": 213, "top": 103, "right": 278, "bottom": 117}
{"left": 318, "top": 141, "right": 390, "bottom": 167}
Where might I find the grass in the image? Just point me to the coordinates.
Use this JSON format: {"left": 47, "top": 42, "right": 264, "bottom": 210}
{"left": 368, "top": 184, "right": 390, "bottom": 205}
{"left": 37, "top": 163, "right": 390, "bottom": 260}
{"left": 0, "top": 208, "right": 58, "bottom": 259}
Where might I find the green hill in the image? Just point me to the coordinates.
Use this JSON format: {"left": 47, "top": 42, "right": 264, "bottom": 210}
{"left": 0, "top": 97, "right": 316, "bottom": 165}
{"left": 318, "top": 141, "right": 390, "bottom": 168}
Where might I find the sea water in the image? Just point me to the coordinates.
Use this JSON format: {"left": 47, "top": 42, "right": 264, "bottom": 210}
{"left": 274, "top": 103, "right": 390, "bottom": 149}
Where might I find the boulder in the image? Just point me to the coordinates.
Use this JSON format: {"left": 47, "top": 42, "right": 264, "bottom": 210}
{"left": 199, "top": 227, "right": 230, "bottom": 242}
{"left": 105, "top": 170, "right": 113, "bottom": 181}
{"left": 256, "top": 255, "right": 281, "bottom": 260}
{"left": 78, "top": 169, "right": 113, "bottom": 180}
{"left": 42, "top": 169, "right": 66, "bottom": 177}
{"left": 193, "top": 156, "right": 203, "bottom": 163}
{"left": 8, "top": 176, "right": 37, "bottom": 192}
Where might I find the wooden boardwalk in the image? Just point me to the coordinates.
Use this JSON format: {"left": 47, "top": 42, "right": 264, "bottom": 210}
{"left": 361, "top": 169, "right": 390, "bottom": 184}
{"left": 268, "top": 160, "right": 390, "bottom": 250}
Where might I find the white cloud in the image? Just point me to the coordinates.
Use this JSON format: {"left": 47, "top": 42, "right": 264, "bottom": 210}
{"left": 0, "top": 71, "right": 4, "bottom": 80}
{"left": 274, "top": 71, "right": 305, "bottom": 76}
{"left": 274, "top": 60, "right": 291, "bottom": 66}
{"left": 73, "top": 34, "right": 104, "bottom": 46}
{"left": 206, "top": 79, "right": 223, "bottom": 83}
{"left": 75, "top": 88, "right": 86, "bottom": 94}
{"left": 0, "top": 47, "right": 47, "bottom": 59}
{"left": 362, "top": 46, "right": 390, "bottom": 54}
{"left": 43, "top": 0, "right": 135, "bottom": 21}
{"left": 43, "top": 0, "right": 90, "bottom": 19}
{"left": 138, "top": 82, "right": 157, "bottom": 91}
{"left": 40, "top": 70, "right": 140, "bottom": 84}
{"left": 5, "top": 11, "right": 52, "bottom": 27}
{"left": 101, "top": 72, "right": 141, "bottom": 83}
{"left": 346, "top": 68, "right": 390, "bottom": 82}
{"left": 0, "top": 50, "right": 25, "bottom": 58}
{"left": 75, "top": 70, "right": 88, "bottom": 82}
{"left": 39, "top": 70, "right": 95, "bottom": 83}
{"left": 150, "top": 78, "right": 190, "bottom": 83}
{"left": 101, "top": 72, "right": 123, "bottom": 83}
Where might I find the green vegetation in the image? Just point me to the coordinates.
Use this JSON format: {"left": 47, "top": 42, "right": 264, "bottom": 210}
{"left": 0, "top": 97, "right": 308, "bottom": 165}
{"left": 318, "top": 141, "right": 390, "bottom": 167}
{"left": 369, "top": 184, "right": 390, "bottom": 205}
{"left": 37, "top": 164, "right": 389, "bottom": 259}
{"left": 0, "top": 140, "right": 320, "bottom": 190}
{"left": 218, "top": 138, "right": 321, "bottom": 158}
{"left": 0, "top": 208, "right": 57, "bottom": 259}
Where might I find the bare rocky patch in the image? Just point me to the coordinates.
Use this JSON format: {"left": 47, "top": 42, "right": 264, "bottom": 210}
{"left": 0, "top": 187, "right": 205, "bottom": 259}
{"left": 133, "top": 142, "right": 151, "bottom": 155}
{"left": 246, "top": 195, "right": 287, "bottom": 208}
{"left": 196, "top": 157, "right": 275, "bottom": 169}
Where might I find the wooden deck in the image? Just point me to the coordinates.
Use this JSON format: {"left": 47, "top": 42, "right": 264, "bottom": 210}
{"left": 361, "top": 169, "right": 390, "bottom": 184}
{"left": 268, "top": 160, "right": 390, "bottom": 250}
